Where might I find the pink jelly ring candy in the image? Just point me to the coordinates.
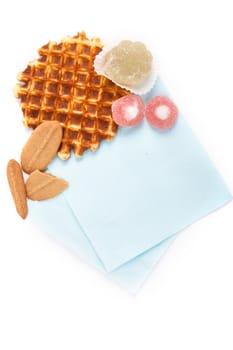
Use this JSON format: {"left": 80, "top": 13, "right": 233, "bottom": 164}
{"left": 111, "top": 94, "right": 145, "bottom": 127}
{"left": 145, "top": 96, "right": 178, "bottom": 129}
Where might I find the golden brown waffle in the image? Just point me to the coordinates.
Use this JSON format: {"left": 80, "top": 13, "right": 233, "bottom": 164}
{"left": 15, "top": 32, "right": 129, "bottom": 159}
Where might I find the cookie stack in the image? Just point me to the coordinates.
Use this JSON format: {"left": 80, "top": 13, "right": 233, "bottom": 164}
{"left": 7, "top": 121, "right": 68, "bottom": 219}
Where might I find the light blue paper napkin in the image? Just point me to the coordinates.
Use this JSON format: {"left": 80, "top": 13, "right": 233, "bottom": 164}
{"left": 28, "top": 77, "right": 232, "bottom": 292}
{"left": 29, "top": 195, "right": 174, "bottom": 292}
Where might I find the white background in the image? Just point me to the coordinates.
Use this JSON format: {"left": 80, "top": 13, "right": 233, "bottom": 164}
{"left": 0, "top": 1, "right": 233, "bottom": 349}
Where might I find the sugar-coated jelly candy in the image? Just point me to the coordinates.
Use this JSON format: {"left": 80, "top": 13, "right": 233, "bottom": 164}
{"left": 104, "top": 41, "right": 153, "bottom": 87}
{"left": 111, "top": 94, "right": 145, "bottom": 127}
{"left": 145, "top": 96, "right": 178, "bottom": 129}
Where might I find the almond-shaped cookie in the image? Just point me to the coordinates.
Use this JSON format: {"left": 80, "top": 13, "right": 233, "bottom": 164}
{"left": 26, "top": 170, "right": 68, "bottom": 201}
{"left": 21, "top": 121, "right": 63, "bottom": 174}
{"left": 7, "top": 159, "right": 28, "bottom": 219}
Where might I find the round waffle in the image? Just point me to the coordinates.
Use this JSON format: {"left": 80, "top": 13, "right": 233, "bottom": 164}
{"left": 15, "top": 32, "right": 129, "bottom": 159}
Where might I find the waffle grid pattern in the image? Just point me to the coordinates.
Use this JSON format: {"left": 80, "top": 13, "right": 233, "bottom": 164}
{"left": 15, "top": 32, "right": 129, "bottom": 159}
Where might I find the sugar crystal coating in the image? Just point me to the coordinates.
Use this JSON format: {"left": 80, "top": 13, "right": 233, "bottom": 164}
{"left": 103, "top": 41, "right": 153, "bottom": 87}
{"left": 111, "top": 94, "right": 145, "bottom": 127}
{"left": 145, "top": 96, "right": 178, "bottom": 129}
